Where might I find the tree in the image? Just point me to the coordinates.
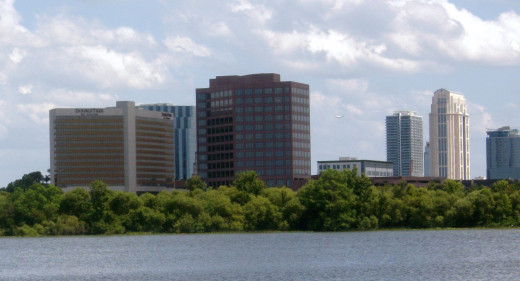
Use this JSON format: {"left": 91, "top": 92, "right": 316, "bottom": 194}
{"left": 233, "top": 171, "right": 266, "bottom": 196}
{"left": 4, "top": 171, "right": 46, "bottom": 192}
{"left": 186, "top": 175, "right": 207, "bottom": 191}
{"left": 59, "top": 188, "right": 92, "bottom": 220}
{"left": 298, "top": 169, "right": 358, "bottom": 231}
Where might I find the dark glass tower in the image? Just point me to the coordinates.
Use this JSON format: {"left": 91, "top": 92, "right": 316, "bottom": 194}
{"left": 196, "top": 73, "right": 311, "bottom": 189}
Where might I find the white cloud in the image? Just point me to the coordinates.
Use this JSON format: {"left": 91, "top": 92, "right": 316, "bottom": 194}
{"left": 326, "top": 78, "right": 369, "bottom": 93}
{"left": 9, "top": 48, "right": 26, "bottom": 63}
{"left": 59, "top": 45, "right": 165, "bottom": 89}
{"left": 261, "top": 27, "right": 422, "bottom": 71}
{"left": 18, "top": 84, "right": 32, "bottom": 95}
{"left": 0, "top": 72, "right": 7, "bottom": 85}
{"left": 208, "top": 22, "right": 232, "bottom": 37}
{"left": 164, "top": 36, "right": 212, "bottom": 57}
{"left": 229, "top": 0, "right": 272, "bottom": 24}
{"left": 389, "top": 0, "right": 520, "bottom": 64}
{"left": 346, "top": 104, "right": 363, "bottom": 115}
{"left": 47, "top": 89, "right": 117, "bottom": 107}
{"left": 17, "top": 103, "right": 55, "bottom": 125}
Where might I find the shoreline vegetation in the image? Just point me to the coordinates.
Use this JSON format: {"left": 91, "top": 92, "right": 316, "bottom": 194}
{"left": 1, "top": 169, "right": 520, "bottom": 237}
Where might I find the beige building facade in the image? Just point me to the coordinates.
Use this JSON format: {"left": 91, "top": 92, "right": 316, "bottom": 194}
{"left": 50, "top": 101, "right": 175, "bottom": 193}
{"left": 429, "top": 89, "right": 470, "bottom": 180}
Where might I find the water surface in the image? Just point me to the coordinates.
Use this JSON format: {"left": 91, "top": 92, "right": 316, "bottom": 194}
{"left": 1, "top": 229, "right": 519, "bottom": 280}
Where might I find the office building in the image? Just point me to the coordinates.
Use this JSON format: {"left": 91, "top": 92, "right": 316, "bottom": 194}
{"left": 50, "top": 101, "right": 175, "bottom": 193}
{"left": 386, "top": 111, "right": 424, "bottom": 176}
{"left": 196, "top": 73, "right": 311, "bottom": 188}
{"left": 138, "top": 104, "right": 196, "bottom": 181}
{"left": 429, "top": 89, "right": 470, "bottom": 180}
{"left": 486, "top": 126, "right": 520, "bottom": 179}
{"left": 317, "top": 157, "right": 393, "bottom": 177}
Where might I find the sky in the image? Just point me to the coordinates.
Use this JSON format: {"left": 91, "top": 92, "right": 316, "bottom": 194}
{"left": 1, "top": 0, "right": 520, "bottom": 187}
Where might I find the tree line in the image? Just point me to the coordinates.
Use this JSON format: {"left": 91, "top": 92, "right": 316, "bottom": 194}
{"left": 1, "top": 169, "right": 520, "bottom": 236}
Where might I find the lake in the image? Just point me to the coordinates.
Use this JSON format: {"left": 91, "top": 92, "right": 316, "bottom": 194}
{"left": 1, "top": 229, "right": 519, "bottom": 280}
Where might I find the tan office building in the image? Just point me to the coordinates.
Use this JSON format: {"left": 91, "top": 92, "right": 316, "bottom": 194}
{"left": 429, "top": 89, "right": 470, "bottom": 180}
{"left": 50, "top": 101, "right": 175, "bottom": 193}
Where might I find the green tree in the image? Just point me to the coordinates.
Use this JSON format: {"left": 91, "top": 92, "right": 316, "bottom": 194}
{"left": 186, "top": 175, "right": 207, "bottom": 191}
{"left": 298, "top": 169, "right": 359, "bottom": 231}
{"left": 59, "top": 188, "right": 92, "bottom": 220}
{"left": 233, "top": 171, "right": 266, "bottom": 196}
{"left": 243, "top": 196, "right": 281, "bottom": 230}
{"left": 4, "top": 171, "right": 46, "bottom": 192}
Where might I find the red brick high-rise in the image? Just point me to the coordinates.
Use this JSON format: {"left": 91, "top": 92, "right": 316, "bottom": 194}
{"left": 196, "top": 73, "right": 311, "bottom": 189}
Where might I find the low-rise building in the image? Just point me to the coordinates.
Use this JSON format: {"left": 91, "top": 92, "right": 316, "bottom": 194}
{"left": 317, "top": 157, "right": 393, "bottom": 177}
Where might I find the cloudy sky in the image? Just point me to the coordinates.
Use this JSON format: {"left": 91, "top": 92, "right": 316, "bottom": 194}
{"left": 1, "top": 0, "right": 520, "bottom": 187}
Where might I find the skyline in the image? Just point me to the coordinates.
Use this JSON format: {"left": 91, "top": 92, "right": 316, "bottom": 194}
{"left": 1, "top": 0, "right": 520, "bottom": 187}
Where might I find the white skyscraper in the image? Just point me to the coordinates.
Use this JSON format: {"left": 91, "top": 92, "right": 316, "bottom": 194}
{"left": 429, "top": 89, "right": 470, "bottom": 180}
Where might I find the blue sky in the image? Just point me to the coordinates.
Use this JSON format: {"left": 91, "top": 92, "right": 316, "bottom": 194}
{"left": 1, "top": 0, "right": 520, "bottom": 187}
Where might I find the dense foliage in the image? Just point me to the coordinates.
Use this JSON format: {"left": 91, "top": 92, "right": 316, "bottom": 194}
{"left": 2, "top": 169, "right": 520, "bottom": 236}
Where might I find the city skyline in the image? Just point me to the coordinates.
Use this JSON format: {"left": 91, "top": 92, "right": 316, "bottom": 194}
{"left": 2, "top": 0, "right": 520, "bottom": 187}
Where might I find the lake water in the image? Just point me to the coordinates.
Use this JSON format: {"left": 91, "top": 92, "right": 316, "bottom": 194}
{"left": 1, "top": 229, "right": 519, "bottom": 280}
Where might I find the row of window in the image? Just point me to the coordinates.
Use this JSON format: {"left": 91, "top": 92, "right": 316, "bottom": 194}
{"left": 320, "top": 164, "right": 357, "bottom": 170}
{"left": 207, "top": 135, "right": 233, "bottom": 143}
{"left": 292, "top": 106, "right": 310, "bottom": 114}
{"left": 236, "top": 159, "right": 291, "bottom": 168}
{"left": 293, "top": 141, "right": 310, "bottom": 149}
{"left": 294, "top": 151, "right": 310, "bottom": 158}
{"left": 235, "top": 88, "right": 288, "bottom": 96}
{"left": 207, "top": 161, "right": 234, "bottom": 170}
{"left": 207, "top": 144, "right": 233, "bottom": 152}
{"left": 235, "top": 114, "right": 291, "bottom": 123}
{"left": 294, "top": 168, "right": 311, "bottom": 175}
{"left": 293, "top": 133, "right": 311, "bottom": 140}
{"left": 293, "top": 160, "right": 311, "bottom": 167}
{"left": 291, "top": 96, "right": 309, "bottom": 105}
{"left": 210, "top": 99, "right": 233, "bottom": 108}
{"left": 205, "top": 153, "right": 233, "bottom": 161}
{"left": 237, "top": 150, "right": 291, "bottom": 158}
{"left": 292, "top": 124, "right": 310, "bottom": 132}
{"left": 293, "top": 115, "right": 310, "bottom": 122}
{"left": 208, "top": 170, "right": 234, "bottom": 178}
{"left": 235, "top": 141, "right": 291, "bottom": 150}
{"left": 204, "top": 126, "right": 233, "bottom": 135}
{"left": 236, "top": 132, "right": 291, "bottom": 141}
{"left": 210, "top": 90, "right": 233, "bottom": 99}
{"left": 236, "top": 123, "right": 291, "bottom": 132}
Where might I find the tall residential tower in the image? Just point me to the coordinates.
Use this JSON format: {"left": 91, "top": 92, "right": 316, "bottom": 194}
{"left": 196, "top": 73, "right": 311, "bottom": 189}
{"left": 386, "top": 111, "right": 424, "bottom": 176}
{"left": 486, "top": 126, "right": 520, "bottom": 179}
{"left": 429, "top": 89, "right": 470, "bottom": 180}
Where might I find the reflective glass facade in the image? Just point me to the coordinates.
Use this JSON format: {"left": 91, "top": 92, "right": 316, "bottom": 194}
{"left": 486, "top": 126, "right": 520, "bottom": 179}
